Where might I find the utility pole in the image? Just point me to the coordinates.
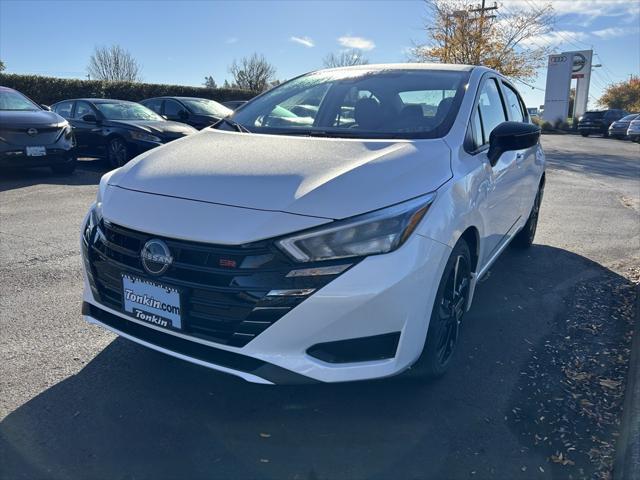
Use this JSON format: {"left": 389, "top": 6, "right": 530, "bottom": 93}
{"left": 468, "top": 1, "right": 498, "bottom": 65}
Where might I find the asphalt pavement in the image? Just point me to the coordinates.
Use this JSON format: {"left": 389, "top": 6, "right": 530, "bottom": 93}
{"left": 0, "top": 135, "right": 638, "bottom": 480}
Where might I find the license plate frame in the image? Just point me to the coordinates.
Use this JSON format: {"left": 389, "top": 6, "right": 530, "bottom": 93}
{"left": 121, "top": 274, "right": 182, "bottom": 331}
{"left": 26, "top": 146, "right": 47, "bottom": 157}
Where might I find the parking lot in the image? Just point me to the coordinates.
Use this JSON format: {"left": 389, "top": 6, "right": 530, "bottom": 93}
{"left": 0, "top": 135, "right": 638, "bottom": 479}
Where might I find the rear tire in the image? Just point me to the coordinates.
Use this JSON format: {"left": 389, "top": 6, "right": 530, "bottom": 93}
{"left": 512, "top": 184, "right": 543, "bottom": 249}
{"left": 409, "top": 240, "right": 472, "bottom": 379}
{"left": 50, "top": 157, "right": 77, "bottom": 175}
{"left": 581, "top": 132, "right": 589, "bottom": 137}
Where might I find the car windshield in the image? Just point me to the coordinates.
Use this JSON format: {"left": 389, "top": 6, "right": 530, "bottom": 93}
{"left": 583, "top": 111, "right": 606, "bottom": 119}
{"left": 95, "top": 102, "right": 163, "bottom": 121}
{"left": 228, "top": 68, "right": 469, "bottom": 139}
{"left": 620, "top": 114, "right": 638, "bottom": 122}
{"left": 0, "top": 89, "right": 40, "bottom": 111}
{"left": 181, "top": 98, "right": 232, "bottom": 117}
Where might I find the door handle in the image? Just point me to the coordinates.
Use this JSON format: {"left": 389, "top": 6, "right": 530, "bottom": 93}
{"left": 515, "top": 152, "right": 524, "bottom": 164}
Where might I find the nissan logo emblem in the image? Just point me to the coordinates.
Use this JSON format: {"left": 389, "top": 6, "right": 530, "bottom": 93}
{"left": 27, "top": 128, "right": 38, "bottom": 136}
{"left": 573, "top": 53, "right": 587, "bottom": 72}
{"left": 140, "top": 239, "right": 173, "bottom": 275}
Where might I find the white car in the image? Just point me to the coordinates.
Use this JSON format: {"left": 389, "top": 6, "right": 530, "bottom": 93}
{"left": 81, "top": 64, "right": 545, "bottom": 384}
{"left": 627, "top": 118, "right": 640, "bottom": 142}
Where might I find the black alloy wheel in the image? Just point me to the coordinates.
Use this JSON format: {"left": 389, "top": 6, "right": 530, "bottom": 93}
{"left": 107, "top": 137, "right": 129, "bottom": 168}
{"left": 409, "top": 240, "right": 472, "bottom": 379}
{"left": 512, "top": 185, "right": 543, "bottom": 249}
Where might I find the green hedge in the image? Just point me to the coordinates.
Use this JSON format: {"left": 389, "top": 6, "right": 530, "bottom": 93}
{"left": 0, "top": 73, "right": 255, "bottom": 105}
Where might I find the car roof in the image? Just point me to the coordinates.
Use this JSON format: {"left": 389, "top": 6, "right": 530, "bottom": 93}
{"left": 52, "top": 98, "right": 138, "bottom": 104}
{"left": 319, "top": 63, "right": 477, "bottom": 73}
{"left": 0, "top": 86, "right": 18, "bottom": 92}
{"left": 143, "top": 96, "right": 214, "bottom": 101}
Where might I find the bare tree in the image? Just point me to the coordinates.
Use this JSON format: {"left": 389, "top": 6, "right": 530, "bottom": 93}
{"left": 87, "top": 45, "right": 142, "bottom": 82}
{"left": 323, "top": 50, "right": 369, "bottom": 68}
{"left": 228, "top": 53, "right": 276, "bottom": 92}
{"left": 409, "top": 0, "right": 554, "bottom": 81}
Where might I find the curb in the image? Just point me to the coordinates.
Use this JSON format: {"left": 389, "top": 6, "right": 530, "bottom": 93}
{"left": 614, "top": 284, "right": 640, "bottom": 480}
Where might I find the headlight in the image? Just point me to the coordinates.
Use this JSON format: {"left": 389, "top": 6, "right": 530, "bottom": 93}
{"left": 82, "top": 202, "right": 103, "bottom": 246}
{"left": 277, "top": 193, "right": 435, "bottom": 262}
{"left": 130, "top": 130, "right": 161, "bottom": 143}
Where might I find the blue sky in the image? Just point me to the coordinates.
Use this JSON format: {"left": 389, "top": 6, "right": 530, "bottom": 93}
{"left": 1, "top": 0, "right": 638, "bottom": 108}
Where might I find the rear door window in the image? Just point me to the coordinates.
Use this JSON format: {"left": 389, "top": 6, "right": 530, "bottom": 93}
{"left": 143, "top": 98, "right": 162, "bottom": 114}
{"left": 502, "top": 83, "right": 525, "bottom": 123}
{"left": 54, "top": 101, "right": 73, "bottom": 119}
{"left": 74, "top": 101, "right": 93, "bottom": 120}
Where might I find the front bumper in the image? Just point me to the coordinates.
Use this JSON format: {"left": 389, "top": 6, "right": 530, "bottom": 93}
{"left": 0, "top": 149, "right": 75, "bottom": 168}
{"left": 608, "top": 126, "right": 629, "bottom": 136}
{"left": 82, "top": 231, "right": 451, "bottom": 384}
{"left": 578, "top": 124, "right": 606, "bottom": 133}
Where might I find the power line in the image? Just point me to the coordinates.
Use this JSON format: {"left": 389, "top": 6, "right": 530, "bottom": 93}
{"left": 513, "top": 77, "right": 545, "bottom": 91}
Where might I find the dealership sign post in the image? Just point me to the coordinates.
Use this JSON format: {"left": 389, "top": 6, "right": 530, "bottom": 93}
{"left": 542, "top": 50, "right": 593, "bottom": 123}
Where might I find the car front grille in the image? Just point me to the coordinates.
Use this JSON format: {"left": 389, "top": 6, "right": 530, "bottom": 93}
{"left": 0, "top": 126, "right": 62, "bottom": 146}
{"left": 84, "top": 221, "right": 353, "bottom": 347}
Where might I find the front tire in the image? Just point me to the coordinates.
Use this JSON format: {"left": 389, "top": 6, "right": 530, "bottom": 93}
{"left": 107, "top": 137, "right": 129, "bottom": 168}
{"left": 409, "top": 240, "right": 472, "bottom": 379}
{"left": 581, "top": 132, "right": 589, "bottom": 137}
{"left": 512, "top": 184, "right": 543, "bottom": 249}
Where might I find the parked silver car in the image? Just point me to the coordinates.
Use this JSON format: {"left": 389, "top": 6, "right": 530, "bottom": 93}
{"left": 609, "top": 113, "right": 639, "bottom": 139}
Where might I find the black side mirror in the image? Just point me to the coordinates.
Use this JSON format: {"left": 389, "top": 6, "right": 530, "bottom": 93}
{"left": 487, "top": 121, "right": 540, "bottom": 165}
{"left": 82, "top": 114, "right": 98, "bottom": 123}
{"left": 178, "top": 110, "right": 189, "bottom": 120}
{"left": 41, "top": 104, "right": 51, "bottom": 111}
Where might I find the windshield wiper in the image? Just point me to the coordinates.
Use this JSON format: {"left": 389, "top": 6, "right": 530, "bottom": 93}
{"left": 213, "top": 118, "right": 251, "bottom": 133}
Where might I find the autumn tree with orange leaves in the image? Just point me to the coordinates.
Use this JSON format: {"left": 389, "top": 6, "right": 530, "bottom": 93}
{"left": 410, "top": 0, "right": 554, "bottom": 82}
{"left": 599, "top": 76, "right": 640, "bottom": 112}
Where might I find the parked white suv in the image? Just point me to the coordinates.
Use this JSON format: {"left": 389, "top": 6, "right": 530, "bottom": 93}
{"left": 81, "top": 64, "right": 545, "bottom": 384}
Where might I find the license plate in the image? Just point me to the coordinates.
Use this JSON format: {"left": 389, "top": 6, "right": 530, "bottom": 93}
{"left": 26, "top": 146, "right": 46, "bottom": 157}
{"left": 122, "top": 274, "right": 182, "bottom": 330}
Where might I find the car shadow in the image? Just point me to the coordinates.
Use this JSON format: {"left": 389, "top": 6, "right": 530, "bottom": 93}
{"left": 0, "top": 245, "right": 634, "bottom": 480}
{"left": 0, "top": 158, "right": 107, "bottom": 193}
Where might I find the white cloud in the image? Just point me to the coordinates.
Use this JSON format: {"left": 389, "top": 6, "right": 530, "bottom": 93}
{"left": 592, "top": 27, "right": 639, "bottom": 39}
{"left": 225, "top": 37, "right": 238, "bottom": 44}
{"left": 290, "top": 36, "right": 315, "bottom": 48}
{"left": 338, "top": 36, "right": 375, "bottom": 51}
{"left": 504, "top": 0, "right": 639, "bottom": 19}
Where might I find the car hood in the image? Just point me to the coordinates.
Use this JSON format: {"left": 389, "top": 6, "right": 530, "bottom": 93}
{"left": 109, "top": 129, "right": 452, "bottom": 220}
{"left": 0, "top": 109, "right": 65, "bottom": 127}
{"left": 108, "top": 120, "right": 196, "bottom": 135}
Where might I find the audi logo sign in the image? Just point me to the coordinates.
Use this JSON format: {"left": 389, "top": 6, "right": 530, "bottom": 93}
{"left": 550, "top": 55, "right": 568, "bottom": 63}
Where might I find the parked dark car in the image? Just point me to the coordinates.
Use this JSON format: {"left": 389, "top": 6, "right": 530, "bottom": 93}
{"left": 0, "top": 86, "right": 77, "bottom": 174}
{"left": 608, "top": 113, "right": 639, "bottom": 139}
{"left": 140, "top": 96, "right": 232, "bottom": 130}
{"left": 578, "top": 109, "right": 628, "bottom": 137}
{"left": 51, "top": 98, "right": 197, "bottom": 167}
{"left": 222, "top": 100, "right": 248, "bottom": 111}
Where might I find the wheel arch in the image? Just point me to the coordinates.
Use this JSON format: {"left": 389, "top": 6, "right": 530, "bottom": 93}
{"left": 459, "top": 226, "right": 480, "bottom": 274}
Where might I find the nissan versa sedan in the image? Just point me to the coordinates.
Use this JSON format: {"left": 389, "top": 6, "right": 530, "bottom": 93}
{"left": 52, "top": 98, "right": 196, "bottom": 167}
{"left": 609, "top": 113, "right": 639, "bottom": 139}
{"left": 0, "top": 86, "right": 77, "bottom": 174}
{"left": 140, "top": 96, "right": 233, "bottom": 129}
{"left": 628, "top": 118, "right": 640, "bottom": 142}
{"left": 81, "top": 64, "right": 545, "bottom": 384}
